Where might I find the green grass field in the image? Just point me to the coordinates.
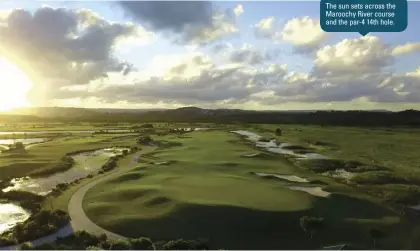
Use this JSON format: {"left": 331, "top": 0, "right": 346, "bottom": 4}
{"left": 255, "top": 125, "right": 420, "bottom": 172}
{"left": 83, "top": 130, "right": 408, "bottom": 249}
{"left": 0, "top": 133, "right": 139, "bottom": 180}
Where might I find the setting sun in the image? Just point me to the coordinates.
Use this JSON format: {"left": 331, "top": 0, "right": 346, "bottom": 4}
{"left": 0, "top": 57, "right": 32, "bottom": 111}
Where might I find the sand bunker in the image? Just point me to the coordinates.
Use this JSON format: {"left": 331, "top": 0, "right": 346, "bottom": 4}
{"left": 242, "top": 153, "right": 261, "bottom": 157}
{"left": 286, "top": 186, "right": 330, "bottom": 197}
{"left": 254, "top": 172, "right": 309, "bottom": 183}
{"left": 154, "top": 161, "right": 169, "bottom": 165}
{"left": 231, "top": 130, "right": 328, "bottom": 160}
{"left": 230, "top": 130, "right": 262, "bottom": 142}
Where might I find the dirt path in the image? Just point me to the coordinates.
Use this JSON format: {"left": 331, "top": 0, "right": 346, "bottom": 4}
{"left": 1, "top": 148, "right": 155, "bottom": 250}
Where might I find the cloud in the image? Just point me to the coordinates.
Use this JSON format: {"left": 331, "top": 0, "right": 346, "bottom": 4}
{"left": 234, "top": 5, "right": 244, "bottom": 17}
{"left": 313, "top": 36, "right": 393, "bottom": 77}
{"left": 254, "top": 16, "right": 328, "bottom": 52}
{"left": 0, "top": 6, "right": 152, "bottom": 104}
{"left": 391, "top": 42, "right": 420, "bottom": 56}
{"left": 181, "top": 8, "right": 238, "bottom": 45}
{"left": 228, "top": 44, "right": 280, "bottom": 65}
{"left": 254, "top": 17, "right": 281, "bottom": 40}
{"left": 249, "top": 36, "right": 417, "bottom": 104}
{"left": 281, "top": 17, "right": 329, "bottom": 52}
{"left": 118, "top": 2, "right": 238, "bottom": 44}
{"left": 57, "top": 35, "right": 417, "bottom": 107}
{"left": 62, "top": 53, "right": 290, "bottom": 104}
{"left": 118, "top": 2, "right": 212, "bottom": 32}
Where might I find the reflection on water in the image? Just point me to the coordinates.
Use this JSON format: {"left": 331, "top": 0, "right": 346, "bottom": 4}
{"left": 0, "top": 129, "right": 132, "bottom": 135}
{"left": 0, "top": 202, "right": 30, "bottom": 234}
{"left": 0, "top": 138, "right": 45, "bottom": 145}
{"left": 231, "top": 130, "right": 328, "bottom": 160}
{"left": 2, "top": 147, "right": 129, "bottom": 195}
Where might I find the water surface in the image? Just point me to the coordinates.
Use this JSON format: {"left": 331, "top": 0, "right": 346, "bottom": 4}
{"left": 0, "top": 138, "right": 45, "bottom": 145}
{"left": 0, "top": 202, "right": 30, "bottom": 234}
{"left": 3, "top": 147, "right": 129, "bottom": 195}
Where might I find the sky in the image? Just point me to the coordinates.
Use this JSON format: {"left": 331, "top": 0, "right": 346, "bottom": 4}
{"left": 0, "top": 1, "right": 419, "bottom": 111}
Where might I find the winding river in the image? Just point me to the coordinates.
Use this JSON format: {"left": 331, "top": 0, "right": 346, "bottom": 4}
{"left": 0, "top": 147, "right": 129, "bottom": 234}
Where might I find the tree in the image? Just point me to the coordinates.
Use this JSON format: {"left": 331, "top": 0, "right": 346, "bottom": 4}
{"left": 109, "top": 239, "right": 132, "bottom": 250}
{"left": 300, "top": 216, "right": 325, "bottom": 239}
{"left": 162, "top": 239, "right": 208, "bottom": 250}
{"left": 86, "top": 246, "right": 102, "bottom": 250}
{"left": 98, "top": 233, "right": 108, "bottom": 243}
{"left": 369, "top": 228, "right": 386, "bottom": 248}
{"left": 275, "top": 128, "right": 282, "bottom": 136}
{"left": 20, "top": 242, "right": 33, "bottom": 250}
{"left": 130, "top": 237, "right": 155, "bottom": 250}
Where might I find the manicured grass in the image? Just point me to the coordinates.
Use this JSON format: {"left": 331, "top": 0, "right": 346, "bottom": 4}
{"left": 84, "top": 130, "right": 405, "bottom": 249}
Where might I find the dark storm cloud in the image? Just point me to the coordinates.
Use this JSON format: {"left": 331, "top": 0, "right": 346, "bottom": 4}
{"left": 117, "top": 1, "right": 237, "bottom": 44}
{"left": 118, "top": 1, "right": 213, "bottom": 32}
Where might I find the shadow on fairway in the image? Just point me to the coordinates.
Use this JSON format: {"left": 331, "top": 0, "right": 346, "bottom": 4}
{"left": 97, "top": 194, "right": 397, "bottom": 250}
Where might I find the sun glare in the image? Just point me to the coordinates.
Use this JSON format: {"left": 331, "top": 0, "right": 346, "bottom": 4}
{"left": 0, "top": 57, "right": 32, "bottom": 111}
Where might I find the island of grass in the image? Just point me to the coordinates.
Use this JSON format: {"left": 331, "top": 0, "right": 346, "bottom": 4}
{"left": 83, "top": 130, "right": 408, "bottom": 249}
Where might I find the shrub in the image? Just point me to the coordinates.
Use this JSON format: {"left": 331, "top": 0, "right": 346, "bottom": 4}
{"left": 20, "top": 242, "right": 33, "bottom": 250}
{"left": 31, "top": 243, "right": 56, "bottom": 250}
{"left": 362, "top": 184, "right": 420, "bottom": 204}
{"left": 109, "top": 239, "right": 132, "bottom": 250}
{"left": 352, "top": 171, "right": 420, "bottom": 185}
{"left": 99, "top": 233, "right": 107, "bottom": 242}
{"left": 0, "top": 210, "right": 71, "bottom": 245}
{"left": 162, "top": 239, "right": 209, "bottom": 250}
{"left": 0, "top": 236, "right": 16, "bottom": 247}
{"left": 130, "top": 237, "right": 155, "bottom": 250}
{"left": 299, "top": 216, "right": 325, "bottom": 239}
{"left": 86, "top": 246, "right": 102, "bottom": 250}
{"left": 275, "top": 128, "right": 282, "bottom": 136}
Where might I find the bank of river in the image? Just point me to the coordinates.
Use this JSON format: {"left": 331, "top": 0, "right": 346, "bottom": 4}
{"left": 3, "top": 148, "right": 129, "bottom": 195}
{"left": 0, "top": 147, "right": 129, "bottom": 234}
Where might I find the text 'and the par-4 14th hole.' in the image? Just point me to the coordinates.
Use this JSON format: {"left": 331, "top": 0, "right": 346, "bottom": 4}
{"left": 320, "top": 0, "right": 408, "bottom": 36}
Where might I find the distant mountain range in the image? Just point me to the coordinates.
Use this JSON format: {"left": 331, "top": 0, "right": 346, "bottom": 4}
{"left": 1, "top": 106, "right": 418, "bottom": 127}
{"left": 4, "top": 107, "right": 167, "bottom": 118}
{"left": 3, "top": 106, "right": 392, "bottom": 118}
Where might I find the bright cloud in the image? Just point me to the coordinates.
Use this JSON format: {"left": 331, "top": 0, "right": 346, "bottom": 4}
{"left": 0, "top": 1, "right": 419, "bottom": 110}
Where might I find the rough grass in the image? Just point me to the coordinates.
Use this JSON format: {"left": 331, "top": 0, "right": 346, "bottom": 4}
{"left": 0, "top": 133, "right": 139, "bottom": 180}
{"left": 84, "top": 130, "right": 405, "bottom": 249}
{"left": 256, "top": 125, "right": 420, "bottom": 206}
